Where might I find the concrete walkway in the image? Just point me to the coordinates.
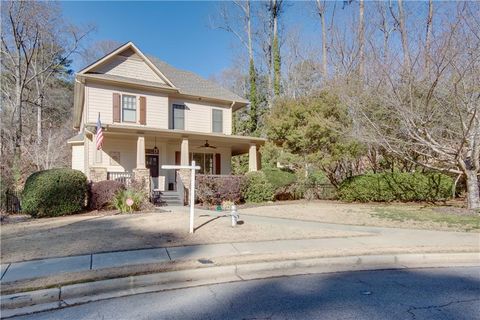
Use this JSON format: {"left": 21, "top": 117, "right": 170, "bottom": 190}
{"left": 1, "top": 213, "right": 479, "bottom": 284}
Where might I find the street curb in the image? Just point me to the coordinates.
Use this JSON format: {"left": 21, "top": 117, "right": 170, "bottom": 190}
{"left": 1, "top": 252, "right": 479, "bottom": 318}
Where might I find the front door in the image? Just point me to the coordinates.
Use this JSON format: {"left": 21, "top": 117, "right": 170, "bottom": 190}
{"left": 146, "top": 155, "right": 159, "bottom": 177}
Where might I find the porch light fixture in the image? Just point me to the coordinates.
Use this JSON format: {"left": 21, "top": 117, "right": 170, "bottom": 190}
{"left": 153, "top": 137, "right": 159, "bottom": 154}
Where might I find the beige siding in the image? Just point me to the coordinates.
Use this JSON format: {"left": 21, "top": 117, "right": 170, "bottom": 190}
{"left": 223, "top": 107, "right": 232, "bottom": 135}
{"left": 71, "top": 144, "right": 85, "bottom": 173}
{"left": 171, "top": 99, "right": 233, "bottom": 135}
{"left": 86, "top": 82, "right": 169, "bottom": 128}
{"left": 93, "top": 55, "right": 165, "bottom": 84}
{"left": 87, "top": 135, "right": 137, "bottom": 173}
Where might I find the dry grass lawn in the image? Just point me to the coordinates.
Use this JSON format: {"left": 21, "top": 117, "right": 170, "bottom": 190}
{"left": 240, "top": 201, "right": 480, "bottom": 232}
{"left": 0, "top": 209, "right": 369, "bottom": 263}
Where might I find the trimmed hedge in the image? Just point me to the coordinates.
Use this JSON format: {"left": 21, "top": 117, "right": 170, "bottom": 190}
{"left": 262, "top": 168, "right": 297, "bottom": 200}
{"left": 197, "top": 175, "right": 244, "bottom": 205}
{"left": 89, "top": 180, "right": 125, "bottom": 210}
{"left": 337, "top": 172, "right": 453, "bottom": 202}
{"left": 242, "top": 171, "right": 275, "bottom": 203}
{"left": 22, "top": 168, "right": 88, "bottom": 217}
{"left": 263, "top": 168, "right": 296, "bottom": 190}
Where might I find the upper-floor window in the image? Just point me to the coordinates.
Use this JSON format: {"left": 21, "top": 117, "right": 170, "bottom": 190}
{"left": 122, "top": 95, "right": 136, "bottom": 122}
{"left": 212, "top": 109, "right": 223, "bottom": 133}
{"left": 172, "top": 104, "right": 185, "bottom": 130}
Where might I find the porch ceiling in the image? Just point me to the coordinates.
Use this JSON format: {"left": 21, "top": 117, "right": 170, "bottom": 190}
{"left": 85, "top": 123, "right": 266, "bottom": 155}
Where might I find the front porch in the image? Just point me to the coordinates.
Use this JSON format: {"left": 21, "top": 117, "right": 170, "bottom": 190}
{"left": 84, "top": 125, "right": 265, "bottom": 202}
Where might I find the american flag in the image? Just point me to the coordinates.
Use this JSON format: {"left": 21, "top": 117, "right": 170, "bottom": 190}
{"left": 96, "top": 114, "right": 104, "bottom": 150}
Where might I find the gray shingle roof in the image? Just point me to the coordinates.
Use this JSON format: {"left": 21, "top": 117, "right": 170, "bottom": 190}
{"left": 149, "top": 57, "right": 249, "bottom": 104}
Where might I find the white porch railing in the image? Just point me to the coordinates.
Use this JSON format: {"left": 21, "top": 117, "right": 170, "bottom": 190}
{"left": 107, "top": 171, "right": 133, "bottom": 185}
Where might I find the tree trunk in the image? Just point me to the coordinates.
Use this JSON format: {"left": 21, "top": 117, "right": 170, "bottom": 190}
{"left": 465, "top": 170, "right": 480, "bottom": 210}
{"left": 424, "top": 0, "right": 433, "bottom": 75}
{"left": 396, "top": 0, "right": 411, "bottom": 71}
{"left": 37, "top": 96, "right": 43, "bottom": 143}
{"left": 358, "top": 0, "right": 365, "bottom": 77}
{"left": 246, "top": 0, "right": 258, "bottom": 134}
{"left": 14, "top": 65, "right": 22, "bottom": 157}
{"left": 316, "top": 0, "right": 328, "bottom": 77}
{"left": 271, "top": 0, "right": 281, "bottom": 97}
{"left": 248, "top": 58, "right": 258, "bottom": 133}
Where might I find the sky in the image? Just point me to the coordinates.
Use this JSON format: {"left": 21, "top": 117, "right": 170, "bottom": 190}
{"left": 61, "top": 1, "right": 322, "bottom": 78}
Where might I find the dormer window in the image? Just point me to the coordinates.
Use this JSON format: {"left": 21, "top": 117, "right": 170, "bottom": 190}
{"left": 122, "top": 95, "right": 136, "bottom": 122}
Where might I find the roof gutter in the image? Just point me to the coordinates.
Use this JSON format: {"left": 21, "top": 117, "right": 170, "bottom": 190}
{"left": 73, "top": 77, "right": 85, "bottom": 130}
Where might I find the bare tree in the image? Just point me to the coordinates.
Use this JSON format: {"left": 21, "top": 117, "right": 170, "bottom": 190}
{"left": 315, "top": 0, "right": 328, "bottom": 77}
{"left": 424, "top": 0, "right": 434, "bottom": 75}
{"left": 347, "top": 3, "right": 480, "bottom": 209}
{"left": 214, "top": 1, "right": 259, "bottom": 133}
{"left": 389, "top": 0, "right": 411, "bottom": 71}
{"left": 1, "top": 1, "right": 90, "bottom": 150}
{"left": 80, "top": 39, "right": 122, "bottom": 67}
{"left": 358, "top": 0, "right": 365, "bottom": 77}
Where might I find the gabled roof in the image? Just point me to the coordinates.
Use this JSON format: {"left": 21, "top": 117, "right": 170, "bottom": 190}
{"left": 78, "top": 41, "right": 176, "bottom": 88}
{"left": 67, "top": 132, "right": 84, "bottom": 144}
{"left": 149, "top": 57, "right": 249, "bottom": 104}
{"left": 78, "top": 41, "right": 249, "bottom": 105}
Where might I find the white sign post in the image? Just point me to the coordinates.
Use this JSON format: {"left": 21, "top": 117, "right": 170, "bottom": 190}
{"left": 161, "top": 161, "right": 201, "bottom": 233}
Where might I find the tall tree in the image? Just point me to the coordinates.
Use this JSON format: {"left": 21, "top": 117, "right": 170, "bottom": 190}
{"left": 315, "top": 0, "right": 328, "bottom": 77}
{"left": 358, "top": 0, "right": 365, "bottom": 77}
{"left": 424, "top": 0, "right": 433, "bottom": 75}
{"left": 1, "top": 1, "right": 89, "bottom": 150}
{"left": 390, "top": 0, "right": 411, "bottom": 71}
{"left": 215, "top": 1, "right": 259, "bottom": 134}
{"left": 269, "top": 0, "right": 283, "bottom": 97}
{"left": 346, "top": 3, "right": 480, "bottom": 209}
{"left": 1, "top": 0, "right": 90, "bottom": 187}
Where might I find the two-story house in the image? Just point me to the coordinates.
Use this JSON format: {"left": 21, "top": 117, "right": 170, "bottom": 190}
{"left": 68, "top": 42, "right": 265, "bottom": 197}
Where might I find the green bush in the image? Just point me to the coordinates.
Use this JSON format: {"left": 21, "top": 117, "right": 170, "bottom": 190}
{"left": 112, "top": 188, "right": 146, "bottom": 213}
{"left": 22, "top": 168, "right": 88, "bottom": 217}
{"left": 242, "top": 171, "right": 275, "bottom": 203}
{"left": 262, "top": 168, "right": 296, "bottom": 190}
{"left": 337, "top": 172, "right": 454, "bottom": 202}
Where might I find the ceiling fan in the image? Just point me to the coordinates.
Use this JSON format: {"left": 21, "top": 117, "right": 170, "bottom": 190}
{"left": 198, "top": 140, "right": 217, "bottom": 149}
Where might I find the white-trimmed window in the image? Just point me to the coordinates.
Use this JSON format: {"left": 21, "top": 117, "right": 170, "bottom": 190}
{"left": 172, "top": 104, "right": 185, "bottom": 130}
{"left": 190, "top": 152, "right": 213, "bottom": 174}
{"left": 212, "top": 109, "right": 223, "bottom": 133}
{"left": 122, "top": 95, "right": 136, "bottom": 122}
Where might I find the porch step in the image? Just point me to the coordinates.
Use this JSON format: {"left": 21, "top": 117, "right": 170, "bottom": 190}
{"left": 155, "top": 191, "right": 183, "bottom": 206}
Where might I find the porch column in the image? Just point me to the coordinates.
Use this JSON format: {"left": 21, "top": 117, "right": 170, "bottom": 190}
{"left": 136, "top": 135, "right": 146, "bottom": 169}
{"left": 133, "top": 135, "right": 150, "bottom": 194}
{"left": 181, "top": 137, "right": 189, "bottom": 165}
{"left": 249, "top": 144, "right": 259, "bottom": 172}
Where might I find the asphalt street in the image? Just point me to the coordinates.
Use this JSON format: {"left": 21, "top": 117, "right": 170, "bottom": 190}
{"left": 10, "top": 266, "right": 480, "bottom": 320}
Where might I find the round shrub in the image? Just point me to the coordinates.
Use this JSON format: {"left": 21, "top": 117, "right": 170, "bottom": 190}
{"left": 89, "top": 180, "right": 125, "bottom": 210}
{"left": 22, "top": 168, "right": 88, "bottom": 217}
{"left": 242, "top": 171, "right": 275, "bottom": 203}
{"left": 337, "top": 172, "right": 453, "bottom": 202}
{"left": 262, "top": 168, "right": 296, "bottom": 190}
{"left": 262, "top": 168, "right": 297, "bottom": 200}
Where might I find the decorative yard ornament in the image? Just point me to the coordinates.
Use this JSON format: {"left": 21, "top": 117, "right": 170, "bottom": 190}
{"left": 126, "top": 198, "right": 134, "bottom": 213}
